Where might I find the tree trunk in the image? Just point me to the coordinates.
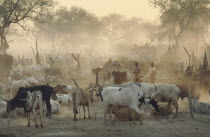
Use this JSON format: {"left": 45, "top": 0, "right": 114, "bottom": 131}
{"left": 35, "top": 39, "right": 41, "bottom": 65}
{"left": 0, "top": 34, "right": 9, "bottom": 54}
{"left": 71, "top": 53, "right": 81, "bottom": 74}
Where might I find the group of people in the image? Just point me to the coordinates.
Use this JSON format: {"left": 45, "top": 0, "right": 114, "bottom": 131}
{"left": 131, "top": 61, "right": 157, "bottom": 84}
{"left": 111, "top": 59, "right": 157, "bottom": 84}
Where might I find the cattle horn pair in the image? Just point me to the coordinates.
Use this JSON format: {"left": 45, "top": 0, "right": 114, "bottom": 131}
{"left": 71, "top": 78, "right": 80, "bottom": 87}
{"left": 0, "top": 96, "right": 9, "bottom": 102}
{"left": 95, "top": 73, "right": 106, "bottom": 89}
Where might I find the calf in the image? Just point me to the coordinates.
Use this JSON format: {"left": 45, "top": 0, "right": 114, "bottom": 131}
{"left": 24, "top": 90, "right": 44, "bottom": 128}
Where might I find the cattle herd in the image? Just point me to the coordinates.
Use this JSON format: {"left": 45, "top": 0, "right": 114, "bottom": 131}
{"left": 0, "top": 63, "right": 210, "bottom": 132}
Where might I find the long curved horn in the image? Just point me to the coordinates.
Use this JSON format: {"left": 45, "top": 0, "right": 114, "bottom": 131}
{"left": 95, "top": 73, "right": 99, "bottom": 88}
{"left": 71, "top": 78, "right": 79, "bottom": 87}
{"left": 0, "top": 96, "right": 9, "bottom": 102}
{"left": 102, "top": 75, "right": 106, "bottom": 87}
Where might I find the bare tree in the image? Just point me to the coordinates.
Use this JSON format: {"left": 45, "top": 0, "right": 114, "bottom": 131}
{"left": 48, "top": 44, "right": 62, "bottom": 68}
{"left": 0, "top": 0, "right": 53, "bottom": 54}
{"left": 30, "top": 37, "right": 41, "bottom": 65}
{"left": 72, "top": 53, "right": 81, "bottom": 74}
{"left": 183, "top": 47, "right": 195, "bottom": 119}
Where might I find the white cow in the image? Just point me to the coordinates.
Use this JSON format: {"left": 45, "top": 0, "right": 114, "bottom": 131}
{"left": 151, "top": 84, "right": 181, "bottom": 118}
{"left": 43, "top": 99, "right": 60, "bottom": 114}
{"left": 99, "top": 85, "right": 145, "bottom": 125}
{"left": 11, "top": 78, "right": 39, "bottom": 94}
{"left": 56, "top": 93, "right": 72, "bottom": 109}
{"left": 24, "top": 90, "right": 44, "bottom": 128}
{"left": 110, "top": 82, "right": 156, "bottom": 98}
{"left": 10, "top": 70, "right": 23, "bottom": 80}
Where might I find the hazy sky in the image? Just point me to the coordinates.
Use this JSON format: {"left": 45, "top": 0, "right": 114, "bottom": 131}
{"left": 57, "top": 0, "right": 160, "bottom": 21}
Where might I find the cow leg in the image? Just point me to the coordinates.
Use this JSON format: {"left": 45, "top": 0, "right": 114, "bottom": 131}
{"left": 33, "top": 109, "right": 38, "bottom": 128}
{"left": 87, "top": 105, "right": 91, "bottom": 119}
{"left": 83, "top": 105, "right": 86, "bottom": 119}
{"left": 45, "top": 99, "right": 51, "bottom": 117}
{"left": 68, "top": 100, "right": 71, "bottom": 110}
{"left": 131, "top": 105, "right": 144, "bottom": 125}
{"left": 107, "top": 106, "right": 113, "bottom": 124}
{"left": 131, "top": 109, "right": 136, "bottom": 125}
{"left": 166, "top": 102, "right": 171, "bottom": 118}
{"left": 40, "top": 110, "right": 44, "bottom": 128}
{"left": 113, "top": 107, "right": 119, "bottom": 123}
{"left": 39, "top": 102, "right": 44, "bottom": 128}
{"left": 104, "top": 106, "right": 108, "bottom": 126}
{"left": 79, "top": 107, "right": 81, "bottom": 118}
{"left": 114, "top": 108, "right": 120, "bottom": 127}
{"left": 27, "top": 113, "right": 30, "bottom": 127}
{"left": 73, "top": 107, "right": 78, "bottom": 121}
{"left": 173, "top": 102, "right": 179, "bottom": 118}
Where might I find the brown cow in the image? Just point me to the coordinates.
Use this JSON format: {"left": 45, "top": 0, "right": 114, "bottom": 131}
{"left": 112, "top": 71, "right": 128, "bottom": 84}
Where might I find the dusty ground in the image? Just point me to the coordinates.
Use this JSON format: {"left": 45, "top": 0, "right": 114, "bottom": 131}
{"left": 0, "top": 100, "right": 210, "bottom": 137}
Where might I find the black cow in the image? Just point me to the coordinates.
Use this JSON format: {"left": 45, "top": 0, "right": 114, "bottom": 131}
{"left": 6, "top": 85, "right": 54, "bottom": 117}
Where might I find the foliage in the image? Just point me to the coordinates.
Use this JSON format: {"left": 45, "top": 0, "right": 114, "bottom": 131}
{"left": 0, "top": 0, "right": 54, "bottom": 53}
{"left": 35, "top": 6, "right": 103, "bottom": 46}
{"left": 150, "top": 0, "right": 210, "bottom": 44}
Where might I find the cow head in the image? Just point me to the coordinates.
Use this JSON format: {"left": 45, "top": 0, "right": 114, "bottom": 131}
{"left": 149, "top": 99, "right": 159, "bottom": 112}
{"left": 138, "top": 94, "right": 146, "bottom": 105}
{"left": 24, "top": 91, "right": 33, "bottom": 111}
{"left": 5, "top": 87, "right": 28, "bottom": 113}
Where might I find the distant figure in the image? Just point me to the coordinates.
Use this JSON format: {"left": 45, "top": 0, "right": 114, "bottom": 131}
{"left": 192, "top": 52, "right": 197, "bottom": 70}
{"left": 149, "top": 62, "right": 157, "bottom": 84}
{"left": 36, "top": 52, "right": 41, "bottom": 65}
{"left": 112, "top": 60, "right": 121, "bottom": 71}
{"left": 132, "top": 61, "right": 142, "bottom": 82}
{"left": 49, "top": 57, "right": 54, "bottom": 68}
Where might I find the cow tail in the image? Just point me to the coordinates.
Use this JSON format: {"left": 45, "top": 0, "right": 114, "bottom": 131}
{"left": 154, "top": 85, "right": 157, "bottom": 92}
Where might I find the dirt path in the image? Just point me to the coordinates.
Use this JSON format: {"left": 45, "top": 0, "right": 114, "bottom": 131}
{"left": 0, "top": 102, "right": 210, "bottom": 137}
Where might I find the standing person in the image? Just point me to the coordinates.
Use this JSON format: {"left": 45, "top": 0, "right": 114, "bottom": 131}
{"left": 49, "top": 57, "right": 54, "bottom": 68}
{"left": 112, "top": 60, "right": 121, "bottom": 71}
{"left": 132, "top": 61, "right": 142, "bottom": 82}
{"left": 149, "top": 62, "right": 157, "bottom": 84}
{"left": 191, "top": 52, "right": 197, "bottom": 70}
{"left": 36, "top": 52, "right": 41, "bottom": 65}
